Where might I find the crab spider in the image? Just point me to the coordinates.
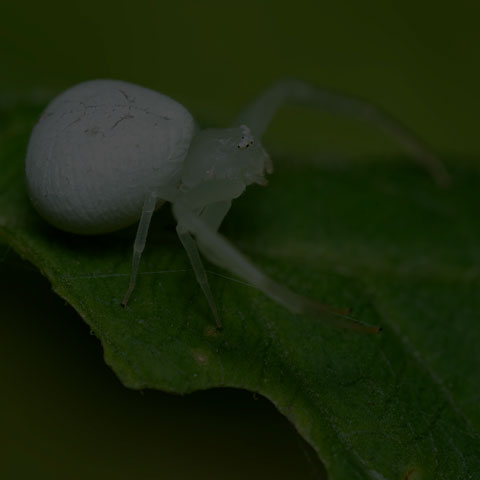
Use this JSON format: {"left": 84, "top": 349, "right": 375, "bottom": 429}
{"left": 25, "top": 79, "right": 449, "bottom": 333}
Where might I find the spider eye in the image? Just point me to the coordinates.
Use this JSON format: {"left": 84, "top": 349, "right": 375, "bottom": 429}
{"left": 237, "top": 125, "right": 254, "bottom": 149}
{"left": 237, "top": 138, "right": 253, "bottom": 149}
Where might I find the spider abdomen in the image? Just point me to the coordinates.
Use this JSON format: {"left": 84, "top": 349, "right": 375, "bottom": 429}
{"left": 25, "top": 79, "right": 195, "bottom": 234}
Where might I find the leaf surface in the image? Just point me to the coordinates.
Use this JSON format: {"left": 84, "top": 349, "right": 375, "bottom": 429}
{"left": 1, "top": 105, "right": 479, "bottom": 480}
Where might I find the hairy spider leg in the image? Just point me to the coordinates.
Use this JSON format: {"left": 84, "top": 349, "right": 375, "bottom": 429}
{"left": 173, "top": 203, "right": 381, "bottom": 334}
{"left": 234, "top": 79, "right": 450, "bottom": 187}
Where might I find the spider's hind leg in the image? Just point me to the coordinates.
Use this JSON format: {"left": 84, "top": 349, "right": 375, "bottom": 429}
{"left": 122, "top": 191, "right": 158, "bottom": 307}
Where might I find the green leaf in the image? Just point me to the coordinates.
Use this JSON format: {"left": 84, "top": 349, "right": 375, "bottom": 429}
{"left": 1, "top": 104, "right": 479, "bottom": 480}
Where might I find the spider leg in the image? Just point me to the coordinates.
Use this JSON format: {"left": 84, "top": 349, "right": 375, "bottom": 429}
{"left": 233, "top": 79, "right": 450, "bottom": 187}
{"left": 121, "top": 190, "right": 159, "bottom": 307}
{"left": 173, "top": 203, "right": 380, "bottom": 334}
{"left": 174, "top": 201, "right": 233, "bottom": 329}
{"left": 176, "top": 224, "right": 222, "bottom": 329}
{"left": 199, "top": 200, "right": 232, "bottom": 232}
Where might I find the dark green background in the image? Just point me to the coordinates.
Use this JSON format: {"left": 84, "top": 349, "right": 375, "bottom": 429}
{"left": 1, "top": 1, "right": 478, "bottom": 478}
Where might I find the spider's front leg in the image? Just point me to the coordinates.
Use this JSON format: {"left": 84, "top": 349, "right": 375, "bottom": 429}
{"left": 234, "top": 79, "right": 450, "bottom": 187}
{"left": 173, "top": 184, "right": 239, "bottom": 329}
{"left": 173, "top": 202, "right": 380, "bottom": 334}
{"left": 174, "top": 126, "right": 378, "bottom": 332}
{"left": 176, "top": 222, "right": 223, "bottom": 329}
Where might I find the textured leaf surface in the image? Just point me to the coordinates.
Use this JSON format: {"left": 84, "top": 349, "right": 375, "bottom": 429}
{"left": 1, "top": 105, "right": 479, "bottom": 479}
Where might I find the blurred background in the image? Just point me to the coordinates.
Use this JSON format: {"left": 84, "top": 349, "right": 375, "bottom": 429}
{"left": 1, "top": 0, "right": 479, "bottom": 478}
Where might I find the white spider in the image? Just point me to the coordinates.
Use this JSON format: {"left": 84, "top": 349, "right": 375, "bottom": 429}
{"left": 25, "top": 79, "right": 449, "bottom": 333}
